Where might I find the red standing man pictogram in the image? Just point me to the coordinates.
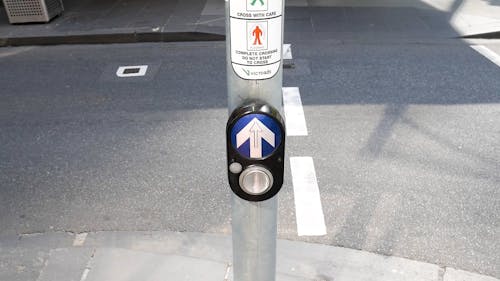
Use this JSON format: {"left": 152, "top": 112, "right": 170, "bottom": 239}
{"left": 252, "top": 25, "right": 263, "bottom": 45}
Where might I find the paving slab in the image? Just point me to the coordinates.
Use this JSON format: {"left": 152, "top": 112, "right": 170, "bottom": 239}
{"left": 85, "top": 248, "right": 228, "bottom": 281}
{"left": 444, "top": 267, "right": 500, "bottom": 281}
{"left": 277, "top": 239, "right": 441, "bottom": 281}
{"left": 84, "top": 231, "right": 233, "bottom": 263}
{"left": 37, "top": 248, "right": 94, "bottom": 281}
{"left": 0, "top": 247, "right": 49, "bottom": 281}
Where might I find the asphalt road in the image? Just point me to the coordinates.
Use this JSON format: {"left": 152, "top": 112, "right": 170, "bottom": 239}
{"left": 0, "top": 4, "right": 499, "bottom": 279}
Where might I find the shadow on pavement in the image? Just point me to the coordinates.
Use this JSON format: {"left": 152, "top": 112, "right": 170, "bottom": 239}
{"left": 281, "top": 1, "right": 499, "bottom": 276}
{"left": 0, "top": 0, "right": 499, "bottom": 277}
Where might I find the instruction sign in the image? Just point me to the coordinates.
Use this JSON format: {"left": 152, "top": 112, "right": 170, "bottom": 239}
{"left": 230, "top": 0, "right": 283, "bottom": 80}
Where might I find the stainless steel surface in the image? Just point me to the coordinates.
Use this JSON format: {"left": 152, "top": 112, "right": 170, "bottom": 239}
{"left": 239, "top": 165, "right": 274, "bottom": 195}
{"left": 2, "top": 0, "right": 63, "bottom": 23}
{"left": 226, "top": 0, "right": 285, "bottom": 280}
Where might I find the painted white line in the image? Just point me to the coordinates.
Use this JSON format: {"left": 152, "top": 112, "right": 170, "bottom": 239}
{"left": 290, "top": 157, "right": 327, "bottom": 236}
{"left": 0, "top": 47, "right": 34, "bottom": 59}
{"left": 283, "top": 87, "right": 308, "bottom": 136}
{"left": 471, "top": 45, "right": 500, "bottom": 67}
{"left": 283, "top": 44, "right": 293, "bottom": 60}
{"left": 73, "top": 233, "right": 88, "bottom": 247}
{"left": 116, "top": 65, "right": 148, "bottom": 77}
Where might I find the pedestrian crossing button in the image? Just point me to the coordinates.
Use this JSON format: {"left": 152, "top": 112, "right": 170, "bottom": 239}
{"left": 239, "top": 166, "right": 273, "bottom": 195}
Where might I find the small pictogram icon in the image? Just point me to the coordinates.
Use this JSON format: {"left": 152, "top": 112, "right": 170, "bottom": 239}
{"left": 247, "top": 0, "right": 267, "bottom": 11}
{"left": 250, "top": 0, "right": 265, "bottom": 6}
{"left": 247, "top": 21, "right": 267, "bottom": 50}
{"left": 252, "top": 26, "right": 263, "bottom": 45}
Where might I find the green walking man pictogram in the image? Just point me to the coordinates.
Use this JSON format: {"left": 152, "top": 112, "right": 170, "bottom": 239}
{"left": 250, "top": 0, "right": 265, "bottom": 6}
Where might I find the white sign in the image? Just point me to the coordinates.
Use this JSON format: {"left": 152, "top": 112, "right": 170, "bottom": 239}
{"left": 230, "top": 0, "right": 283, "bottom": 80}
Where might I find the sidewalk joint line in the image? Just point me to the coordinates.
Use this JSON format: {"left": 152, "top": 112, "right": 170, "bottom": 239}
{"left": 79, "top": 248, "right": 96, "bottom": 281}
{"left": 223, "top": 263, "right": 232, "bottom": 281}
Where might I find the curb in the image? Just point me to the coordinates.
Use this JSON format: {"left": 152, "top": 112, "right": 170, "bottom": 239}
{"left": 461, "top": 31, "right": 500, "bottom": 39}
{"left": 0, "top": 32, "right": 225, "bottom": 47}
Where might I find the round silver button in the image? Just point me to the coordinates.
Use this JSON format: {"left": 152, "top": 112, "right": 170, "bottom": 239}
{"left": 239, "top": 166, "right": 273, "bottom": 195}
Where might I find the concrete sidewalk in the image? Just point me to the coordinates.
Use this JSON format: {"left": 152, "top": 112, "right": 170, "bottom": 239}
{"left": 1, "top": 0, "right": 499, "bottom": 46}
{"left": 285, "top": 0, "right": 500, "bottom": 37}
{"left": 0, "top": 0, "right": 226, "bottom": 46}
{"left": 446, "top": 0, "right": 500, "bottom": 36}
{"left": 1, "top": 231, "right": 498, "bottom": 281}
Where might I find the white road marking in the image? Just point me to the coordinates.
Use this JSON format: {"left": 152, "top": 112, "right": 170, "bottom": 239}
{"left": 283, "top": 46, "right": 323, "bottom": 236}
{"left": 0, "top": 47, "right": 34, "bottom": 59}
{"left": 73, "top": 233, "right": 88, "bottom": 247}
{"left": 116, "top": 65, "right": 148, "bottom": 77}
{"left": 290, "top": 157, "right": 327, "bottom": 236}
{"left": 283, "top": 44, "right": 293, "bottom": 60}
{"left": 283, "top": 87, "right": 308, "bottom": 136}
{"left": 471, "top": 45, "right": 500, "bottom": 68}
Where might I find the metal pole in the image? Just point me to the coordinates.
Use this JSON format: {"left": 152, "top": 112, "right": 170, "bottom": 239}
{"left": 231, "top": 195, "right": 278, "bottom": 281}
{"left": 226, "top": 0, "right": 285, "bottom": 280}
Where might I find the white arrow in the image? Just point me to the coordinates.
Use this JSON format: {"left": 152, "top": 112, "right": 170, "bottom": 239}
{"left": 236, "top": 117, "right": 275, "bottom": 158}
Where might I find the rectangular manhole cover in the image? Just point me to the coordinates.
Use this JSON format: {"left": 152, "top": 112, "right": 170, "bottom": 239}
{"left": 116, "top": 65, "right": 148, "bottom": 77}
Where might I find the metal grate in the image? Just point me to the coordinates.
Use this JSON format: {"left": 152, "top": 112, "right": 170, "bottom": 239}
{"left": 2, "top": 0, "right": 63, "bottom": 23}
